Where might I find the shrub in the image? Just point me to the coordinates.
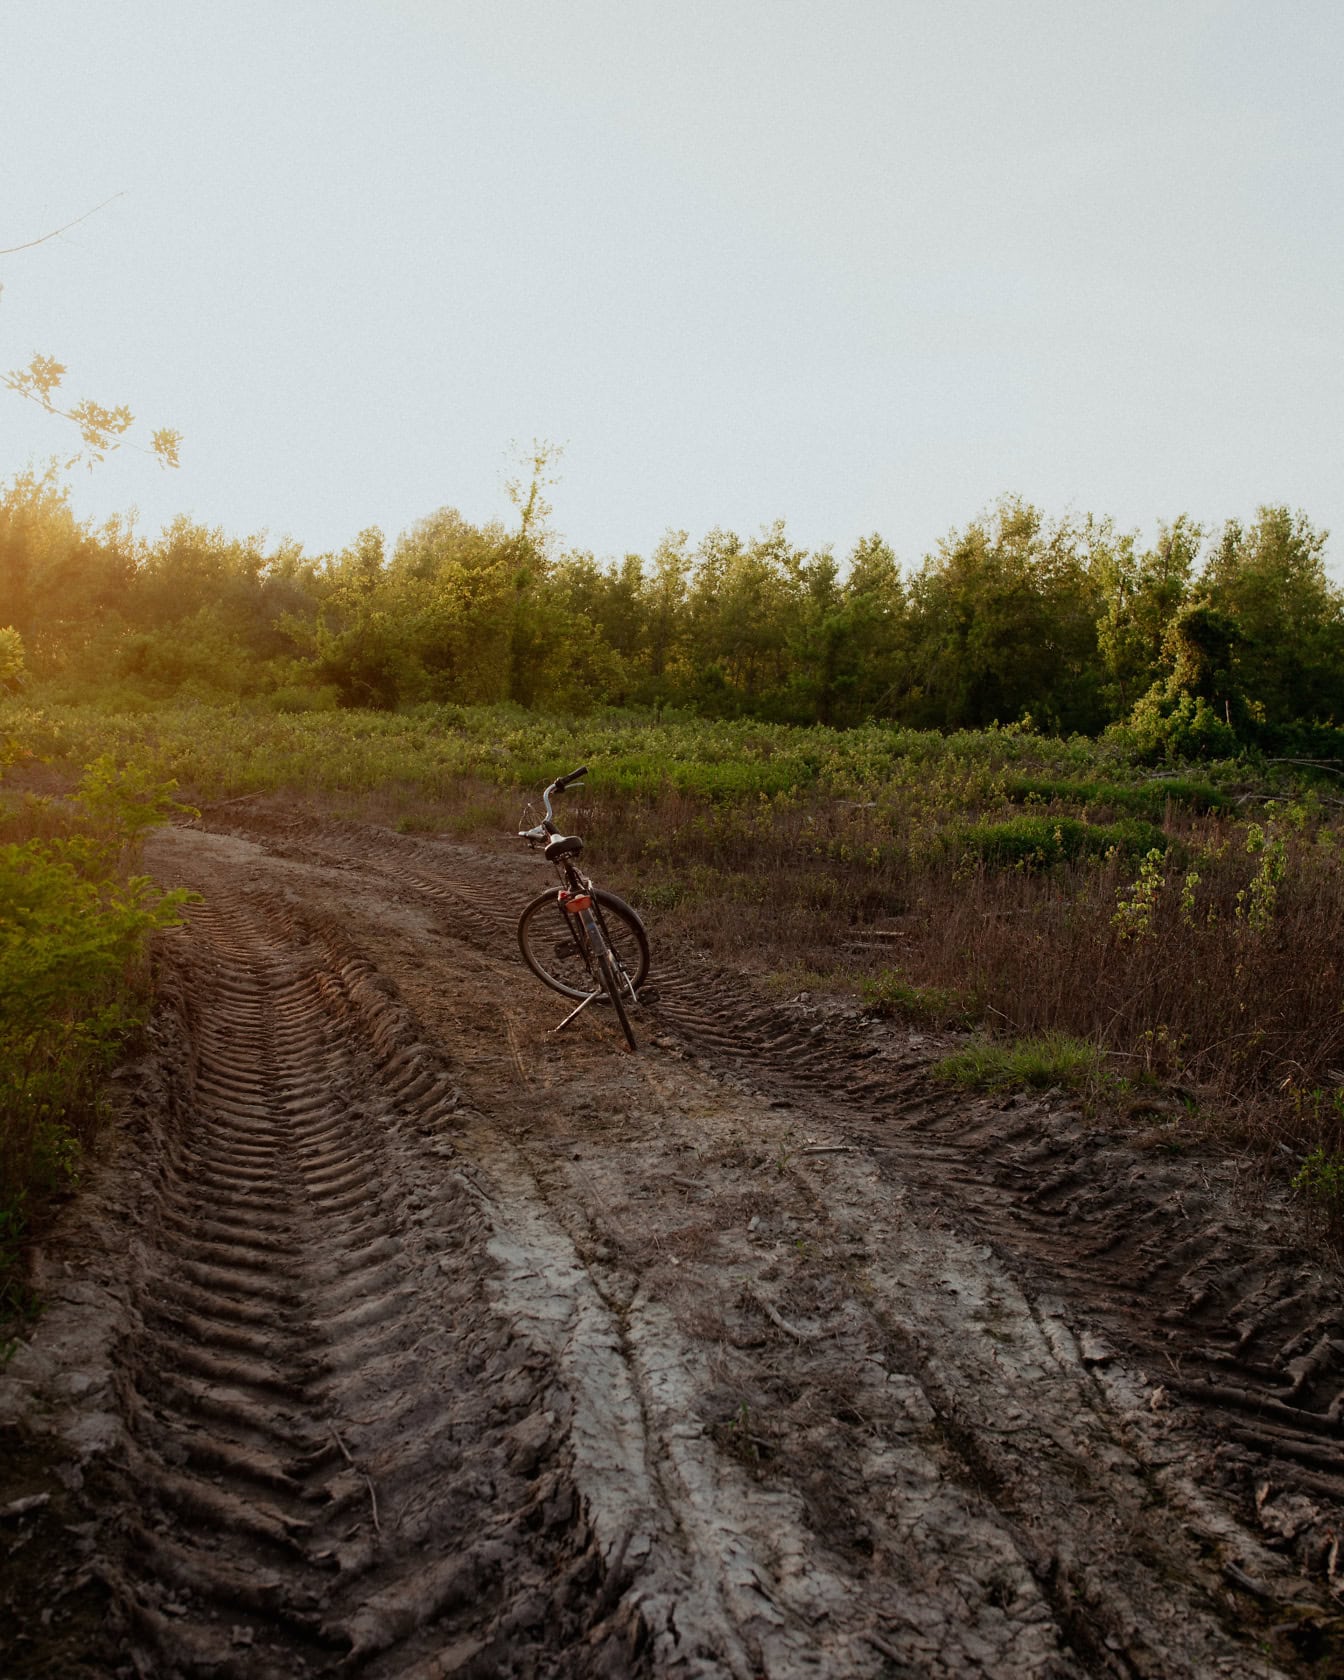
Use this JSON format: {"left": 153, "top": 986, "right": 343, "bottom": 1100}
{"left": 0, "top": 758, "right": 191, "bottom": 1305}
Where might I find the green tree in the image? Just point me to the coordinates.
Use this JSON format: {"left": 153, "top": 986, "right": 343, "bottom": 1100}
{"left": 0, "top": 469, "right": 138, "bottom": 669}
{"left": 906, "top": 499, "right": 1106, "bottom": 733}
{"left": 686, "top": 522, "right": 801, "bottom": 711}
{"left": 834, "top": 533, "right": 909, "bottom": 723}
{"left": 0, "top": 626, "right": 24, "bottom": 690}
{"left": 1093, "top": 515, "right": 1199, "bottom": 716}
{"left": 1199, "top": 506, "right": 1343, "bottom": 728}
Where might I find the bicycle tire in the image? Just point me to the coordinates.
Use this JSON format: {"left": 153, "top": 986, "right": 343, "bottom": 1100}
{"left": 517, "top": 888, "right": 650, "bottom": 1002}
{"left": 596, "top": 945, "right": 637, "bottom": 1051}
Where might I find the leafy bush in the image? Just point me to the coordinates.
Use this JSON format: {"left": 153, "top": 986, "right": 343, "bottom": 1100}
{"left": 1119, "top": 692, "right": 1241, "bottom": 762}
{"left": 1292, "top": 1143, "right": 1344, "bottom": 1242}
{"left": 1, "top": 757, "right": 191, "bottom": 1301}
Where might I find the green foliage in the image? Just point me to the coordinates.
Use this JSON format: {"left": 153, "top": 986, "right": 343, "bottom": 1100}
{"left": 0, "top": 757, "right": 192, "bottom": 1278}
{"left": 952, "top": 814, "right": 1168, "bottom": 871}
{"left": 933, "top": 1034, "right": 1103, "bottom": 1092}
{"left": 3, "top": 352, "right": 180, "bottom": 469}
{"left": 904, "top": 499, "right": 1109, "bottom": 735}
{"left": 1292, "top": 1143, "right": 1344, "bottom": 1236}
{"left": 1112, "top": 848, "right": 1168, "bottom": 940}
{"left": 1121, "top": 691, "right": 1242, "bottom": 762}
{"left": 1202, "top": 507, "right": 1344, "bottom": 729}
{"left": 3, "top": 463, "right": 1340, "bottom": 749}
{"left": 1001, "top": 776, "right": 1227, "bottom": 819}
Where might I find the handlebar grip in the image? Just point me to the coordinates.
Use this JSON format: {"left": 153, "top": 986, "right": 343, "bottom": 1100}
{"left": 557, "top": 764, "right": 588, "bottom": 790}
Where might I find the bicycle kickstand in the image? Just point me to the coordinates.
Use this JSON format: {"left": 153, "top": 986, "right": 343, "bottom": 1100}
{"left": 553, "top": 992, "right": 602, "bottom": 1034}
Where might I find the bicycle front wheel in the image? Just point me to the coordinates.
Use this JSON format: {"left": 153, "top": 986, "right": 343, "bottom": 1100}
{"left": 517, "top": 888, "right": 650, "bottom": 1002}
{"left": 596, "top": 946, "right": 637, "bottom": 1051}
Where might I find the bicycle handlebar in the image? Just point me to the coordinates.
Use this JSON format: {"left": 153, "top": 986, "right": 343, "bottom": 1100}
{"left": 520, "top": 766, "right": 589, "bottom": 839}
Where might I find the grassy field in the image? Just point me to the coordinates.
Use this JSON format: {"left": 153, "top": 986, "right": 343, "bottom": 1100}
{"left": 4, "top": 692, "right": 1344, "bottom": 1258}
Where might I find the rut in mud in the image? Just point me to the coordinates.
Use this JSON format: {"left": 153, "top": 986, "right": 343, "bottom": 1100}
{"left": 3, "top": 806, "right": 1343, "bottom": 1679}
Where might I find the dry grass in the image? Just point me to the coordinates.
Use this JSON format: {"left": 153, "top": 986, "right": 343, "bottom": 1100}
{"left": 540, "top": 786, "right": 1344, "bottom": 1169}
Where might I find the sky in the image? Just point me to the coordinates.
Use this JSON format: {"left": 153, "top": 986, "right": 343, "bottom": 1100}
{"left": 2, "top": 0, "right": 1341, "bottom": 573}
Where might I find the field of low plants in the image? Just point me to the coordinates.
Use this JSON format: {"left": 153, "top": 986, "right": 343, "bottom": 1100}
{"left": 4, "top": 692, "right": 1344, "bottom": 1279}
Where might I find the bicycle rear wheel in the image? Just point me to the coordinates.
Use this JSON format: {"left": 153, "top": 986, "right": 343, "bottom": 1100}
{"left": 517, "top": 888, "right": 650, "bottom": 1002}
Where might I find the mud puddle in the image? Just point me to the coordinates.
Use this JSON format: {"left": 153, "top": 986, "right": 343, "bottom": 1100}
{"left": 2, "top": 809, "right": 1341, "bottom": 1678}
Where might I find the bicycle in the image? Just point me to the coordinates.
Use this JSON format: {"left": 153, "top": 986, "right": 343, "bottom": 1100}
{"left": 517, "top": 766, "right": 650, "bottom": 1051}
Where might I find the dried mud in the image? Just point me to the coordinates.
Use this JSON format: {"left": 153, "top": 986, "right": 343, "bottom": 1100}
{"left": 3, "top": 803, "right": 1343, "bottom": 1678}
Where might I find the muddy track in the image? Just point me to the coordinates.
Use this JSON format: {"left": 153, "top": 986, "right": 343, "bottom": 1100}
{"left": 242, "top": 810, "right": 1344, "bottom": 1514}
{"left": 3, "top": 808, "right": 1343, "bottom": 1678}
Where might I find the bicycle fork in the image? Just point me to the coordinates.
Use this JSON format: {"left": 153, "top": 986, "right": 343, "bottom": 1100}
{"left": 552, "top": 891, "right": 635, "bottom": 1033}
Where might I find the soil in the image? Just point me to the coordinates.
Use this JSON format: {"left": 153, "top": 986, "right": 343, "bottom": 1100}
{"left": 3, "top": 800, "right": 1343, "bottom": 1678}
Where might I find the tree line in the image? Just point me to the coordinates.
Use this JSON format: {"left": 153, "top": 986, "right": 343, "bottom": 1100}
{"left": 3, "top": 466, "right": 1340, "bottom": 754}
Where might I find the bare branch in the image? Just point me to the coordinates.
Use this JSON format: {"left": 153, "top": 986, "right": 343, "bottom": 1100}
{"left": 0, "top": 193, "right": 126, "bottom": 258}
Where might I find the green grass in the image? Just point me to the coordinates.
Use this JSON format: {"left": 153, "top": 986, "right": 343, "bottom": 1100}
{"left": 860, "top": 970, "right": 975, "bottom": 1027}
{"left": 1002, "top": 776, "right": 1230, "bottom": 819}
{"left": 933, "top": 1033, "right": 1105, "bottom": 1092}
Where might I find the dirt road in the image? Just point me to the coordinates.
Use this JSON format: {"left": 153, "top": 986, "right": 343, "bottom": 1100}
{"left": 3, "top": 807, "right": 1342, "bottom": 1677}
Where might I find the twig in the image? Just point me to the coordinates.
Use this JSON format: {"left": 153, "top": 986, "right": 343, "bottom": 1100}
{"left": 747, "top": 1285, "right": 821, "bottom": 1342}
{"left": 862, "top": 1629, "right": 905, "bottom": 1661}
{"left": 331, "top": 1428, "right": 381, "bottom": 1534}
{"left": 364, "top": 1474, "right": 382, "bottom": 1535}
{"left": 799, "top": 1144, "right": 858, "bottom": 1156}
{"left": 1266, "top": 757, "right": 1344, "bottom": 777}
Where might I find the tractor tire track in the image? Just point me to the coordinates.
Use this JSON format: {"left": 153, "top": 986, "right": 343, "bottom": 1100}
{"left": 47, "top": 878, "right": 647, "bottom": 1678}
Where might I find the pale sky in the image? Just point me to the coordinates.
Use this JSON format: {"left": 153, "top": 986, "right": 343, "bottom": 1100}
{"left": 3, "top": 0, "right": 1341, "bottom": 571}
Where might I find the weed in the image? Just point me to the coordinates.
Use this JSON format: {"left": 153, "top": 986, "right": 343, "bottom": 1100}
{"left": 1113, "top": 848, "right": 1167, "bottom": 940}
{"left": 1292, "top": 1147, "right": 1344, "bottom": 1239}
{"left": 952, "top": 815, "right": 1167, "bottom": 872}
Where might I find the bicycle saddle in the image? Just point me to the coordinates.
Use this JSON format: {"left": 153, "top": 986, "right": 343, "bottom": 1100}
{"left": 544, "top": 833, "right": 584, "bottom": 860}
